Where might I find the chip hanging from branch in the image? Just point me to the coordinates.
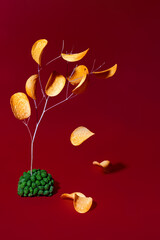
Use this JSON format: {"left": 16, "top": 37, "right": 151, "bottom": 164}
{"left": 10, "top": 92, "right": 31, "bottom": 120}
{"left": 93, "top": 160, "right": 111, "bottom": 170}
{"left": 72, "top": 74, "right": 89, "bottom": 95}
{"left": 45, "top": 71, "right": 66, "bottom": 97}
{"left": 25, "top": 74, "right": 38, "bottom": 100}
{"left": 73, "top": 194, "right": 93, "bottom": 214}
{"left": 70, "top": 126, "right": 95, "bottom": 146}
{"left": 61, "top": 48, "right": 89, "bottom": 62}
{"left": 92, "top": 64, "right": 117, "bottom": 79}
{"left": 31, "top": 39, "right": 48, "bottom": 66}
{"left": 68, "top": 65, "right": 89, "bottom": 86}
{"left": 61, "top": 192, "right": 86, "bottom": 200}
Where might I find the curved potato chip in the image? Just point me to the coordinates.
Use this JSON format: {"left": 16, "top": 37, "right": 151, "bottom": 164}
{"left": 31, "top": 39, "right": 48, "bottom": 66}
{"left": 68, "top": 65, "right": 89, "bottom": 86}
{"left": 25, "top": 74, "right": 38, "bottom": 100}
{"left": 10, "top": 92, "right": 31, "bottom": 120}
{"left": 45, "top": 71, "right": 66, "bottom": 97}
{"left": 70, "top": 126, "right": 95, "bottom": 146}
{"left": 72, "top": 74, "right": 89, "bottom": 95}
{"left": 92, "top": 64, "right": 117, "bottom": 79}
{"left": 73, "top": 194, "right": 93, "bottom": 214}
{"left": 93, "top": 160, "right": 110, "bottom": 169}
{"left": 61, "top": 48, "right": 89, "bottom": 62}
{"left": 61, "top": 192, "right": 86, "bottom": 200}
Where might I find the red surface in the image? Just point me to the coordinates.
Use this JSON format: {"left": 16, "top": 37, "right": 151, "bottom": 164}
{"left": 1, "top": 0, "right": 160, "bottom": 239}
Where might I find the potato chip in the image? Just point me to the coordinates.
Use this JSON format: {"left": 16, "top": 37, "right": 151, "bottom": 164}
{"left": 68, "top": 65, "right": 89, "bottom": 86}
{"left": 70, "top": 126, "right": 95, "bottom": 146}
{"left": 61, "top": 192, "right": 86, "bottom": 200}
{"left": 10, "top": 92, "right": 31, "bottom": 120}
{"left": 92, "top": 64, "right": 117, "bottom": 79}
{"left": 25, "top": 74, "right": 38, "bottom": 100}
{"left": 45, "top": 71, "right": 66, "bottom": 97}
{"left": 61, "top": 48, "right": 89, "bottom": 62}
{"left": 93, "top": 160, "right": 111, "bottom": 170}
{"left": 72, "top": 74, "right": 89, "bottom": 95}
{"left": 31, "top": 39, "right": 48, "bottom": 65}
{"left": 73, "top": 194, "right": 93, "bottom": 214}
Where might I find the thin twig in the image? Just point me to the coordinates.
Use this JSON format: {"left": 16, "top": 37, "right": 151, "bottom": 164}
{"left": 45, "top": 55, "right": 61, "bottom": 66}
{"left": 91, "top": 59, "right": 96, "bottom": 73}
{"left": 45, "top": 93, "right": 73, "bottom": 112}
{"left": 22, "top": 121, "right": 32, "bottom": 141}
{"left": 90, "top": 61, "right": 105, "bottom": 74}
{"left": 30, "top": 97, "right": 49, "bottom": 175}
{"left": 38, "top": 65, "right": 46, "bottom": 99}
{"left": 34, "top": 100, "right": 38, "bottom": 123}
{"left": 37, "top": 96, "right": 45, "bottom": 108}
{"left": 61, "top": 40, "right": 64, "bottom": 53}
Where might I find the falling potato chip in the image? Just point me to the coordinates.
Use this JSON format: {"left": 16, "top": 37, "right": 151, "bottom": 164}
{"left": 31, "top": 39, "right": 48, "bottom": 66}
{"left": 93, "top": 160, "right": 111, "bottom": 169}
{"left": 92, "top": 64, "right": 117, "bottom": 79}
{"left": 70, "top": 126, "right": 95, "bottom": 146}
{"left": 73, "top": 194, "right": 93, "bottom": 214}
{"left": 45, "top": 71, "right": 66, "bottom": 97}
{"left": 68, "top": 65, "right": 89, "bottom": 86}
{"left": 25, "top": 74, "right": 38, "bottom": 100}
{"left": 10, "top": 92, "right": 31, "bottom": 120}
{"left": 61, "top": 192, "right": 86, "bottom": 200}
{"left": 61, "top": 48, "right": 89, "bottom": 62}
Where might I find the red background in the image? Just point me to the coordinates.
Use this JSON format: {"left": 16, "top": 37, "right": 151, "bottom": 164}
{"left": 1, "top": 0, "right": 160, "bottom": 239}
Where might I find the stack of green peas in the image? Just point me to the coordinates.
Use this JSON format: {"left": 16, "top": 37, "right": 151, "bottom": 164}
{"left": 18, "top": 169, "right": 54, "bottom": 197}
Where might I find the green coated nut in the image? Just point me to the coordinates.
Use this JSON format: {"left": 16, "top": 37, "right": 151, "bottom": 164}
{"left": 32, "top": 169, "right": 37, "bottom": 173}
{"left": 36, "top": 175, "right": 42, "bottom": 180}
{"left": 35, "top": 180, "right": 40, "bottom": 186}
{"left": 20, "top": 182, "right": 26, "bottom": 189}
{"left": 24, "top": 173, "right": 31, "bottom": 181}
{"left": 47, "top": 174, "right": 52, "bottom": 180}
{"left": 20, "top": 176, "right": 24, "bottom": 181}
{"left": 40, "top": 180, "right": 45, "bottom": 186}
{"left": 27, "top": 180, "right": 31, "bottom": 186}
{"left": 43, "top": 190, "right": 49, "bottom": 196}
{"left": 44, "top": 184, "right": 49, "bottom": 190}
{"left": 28, "top": 193, "right": 33, "bottom": 197}
{"left": 49, "top": 186, "right": 54, "bottom": 193}
{"left": 41, "top": 171, "right": 47, "bottom": 178}
{"left": 51, "top": 179, "right": 54, "bottom": 184}
{"left": 29, "top": 187, "right": 33, "bottom": 193}
{"left": 48, "top": 193, "right": 53, "bottom": 196}
{"left": 32, "top": 183, "right": 36, "bottom": 188}
{"left": 43, "top": 178, "right": 48, "bottom": 183}
{"left": 31, "top": 175, "right": 36, "bottom": 182}
{"left": 33, "top": 188, "right": 38, "bottom": 195}
{"left": 18, "top": 188, "right": 24, "bottom": 196}
{"left": 38, "top": 190, "right": 43, "bottom": 195}
{"left": 24, "top": 193, "right": 27, "bottom": 197}
{"left": 38, "top": 186, "right": 44, "bottom": 190}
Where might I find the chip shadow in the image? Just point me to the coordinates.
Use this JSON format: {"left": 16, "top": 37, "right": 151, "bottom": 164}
{"left": 90, "top": 200, "right": 97, "bottom": 212}
{"left": 104, "top": 162, "right": 126, "bottom": 174}
{"left": 53, "top": 180, "right": 60, "bottom": 195}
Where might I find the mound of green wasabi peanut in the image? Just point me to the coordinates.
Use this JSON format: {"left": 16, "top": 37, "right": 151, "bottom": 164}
{"left": 18, "top": 169, "right": 54, "bottom": 197}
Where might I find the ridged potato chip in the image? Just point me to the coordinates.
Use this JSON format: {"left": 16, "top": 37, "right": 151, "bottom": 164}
{"left": 31, "top": 39, "right": 48, "bottom": 66}
{"left": 61, "top": 192, "right": 86, "bottom": 200}
{"left": 73, "top": 194, "right": 93, "bottom": 214}
{"left": 70, "top": 126, "right": 95, "bottom": 146}
{"left": 68, "top": 65, "right": 89, "bottom": 86}
{"left": 61, "top": 48, "right": 89, "bottom": 62}
{"left": 45, "top": 71, "right": 66, "bottom": 97}
{"left": 93, "top": 160, "right": 110, "bottom": 169}
{"left": 25, "top": 74, "right": 38, "bottom": 100}
{"left": 92, "top": 64, "right": 117, "bottom": 79}
{"left": 10, "top": 92, "right": 31, "bottom": 120}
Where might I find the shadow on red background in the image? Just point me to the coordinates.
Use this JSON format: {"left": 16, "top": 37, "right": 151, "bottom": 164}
{"left": 0, "top": 0, "right": 160, "bottom": 239}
